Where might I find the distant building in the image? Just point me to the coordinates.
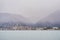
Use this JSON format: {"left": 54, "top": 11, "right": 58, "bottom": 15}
{"left": 12, "top": 26, "right": 17, "bottom": 30}
{"left": 35, "top": 27, "right": 43, "bottom": 30}
{"left": 43, "top": 27, "right": 47, "bottom": 30}
{"left": 53, "top": 27, "right": 59, "bottom": 30}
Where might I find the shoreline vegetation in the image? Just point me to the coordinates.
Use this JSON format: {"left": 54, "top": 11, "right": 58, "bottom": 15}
{"left": 0, "top": 26, "right": 60, "bottom": 30}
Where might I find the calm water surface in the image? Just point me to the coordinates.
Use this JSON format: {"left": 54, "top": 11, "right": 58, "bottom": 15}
{"left": 0, "top": 30, "right": 60, "bottom": 40}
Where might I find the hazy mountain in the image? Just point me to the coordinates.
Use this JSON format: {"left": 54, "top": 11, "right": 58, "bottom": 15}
{"left": 0, "top": 13, "right": 31, "bottom": 24}
{"left": 36, "top": 10, "right": 60, "bottom": 27}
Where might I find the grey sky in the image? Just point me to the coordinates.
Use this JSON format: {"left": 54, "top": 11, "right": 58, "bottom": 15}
{"left": 0, "top": 0, "right": 60, "bottom": 22}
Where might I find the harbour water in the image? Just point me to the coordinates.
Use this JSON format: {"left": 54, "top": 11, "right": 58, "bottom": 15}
{"left": 0, "top": 30, "right": 60, "bottom": 40}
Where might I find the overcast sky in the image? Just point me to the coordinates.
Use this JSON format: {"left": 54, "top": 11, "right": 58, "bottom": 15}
{"left": 0, "top": 0, "right": 60, "bottom": 22}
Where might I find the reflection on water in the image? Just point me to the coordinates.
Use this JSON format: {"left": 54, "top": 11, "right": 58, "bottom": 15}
{"left": 0, "top": 30, "right": 60, "bottom": 40}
